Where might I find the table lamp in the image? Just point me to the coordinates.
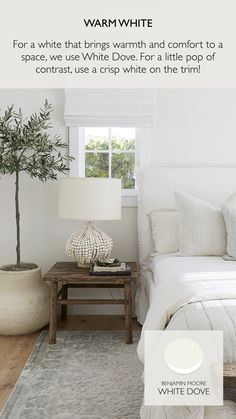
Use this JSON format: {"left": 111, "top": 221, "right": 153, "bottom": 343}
{"left": 58, "top": 177, "right": 121, "bottom": 267}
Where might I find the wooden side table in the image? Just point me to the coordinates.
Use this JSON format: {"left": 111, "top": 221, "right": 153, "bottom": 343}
{"left": 44, "top": 261, "right": 138, "bottom": 345}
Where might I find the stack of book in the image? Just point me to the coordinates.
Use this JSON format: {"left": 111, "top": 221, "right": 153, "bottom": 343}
{"left": 90, "top": 259, "right": 132, "bottom": 276}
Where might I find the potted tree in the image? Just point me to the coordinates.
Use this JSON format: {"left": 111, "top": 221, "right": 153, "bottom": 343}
{"left": 0, "top": 100, "right": 73, "bottom": 335}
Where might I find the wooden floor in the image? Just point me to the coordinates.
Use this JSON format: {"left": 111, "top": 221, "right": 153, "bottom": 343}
{"left": 0, "top": 315, "right": 141, "bottom": 412}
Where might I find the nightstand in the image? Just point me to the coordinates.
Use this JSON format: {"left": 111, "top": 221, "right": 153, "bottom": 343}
{"left": 44, "top": 262, "right": 138, "bottom": 345}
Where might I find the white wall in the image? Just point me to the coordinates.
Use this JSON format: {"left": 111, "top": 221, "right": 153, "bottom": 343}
{"left": 151, "top": 89, "right": 236, "bottom": 166}
{"left": 1, "top": 88, "right": 236, "bottom": 314}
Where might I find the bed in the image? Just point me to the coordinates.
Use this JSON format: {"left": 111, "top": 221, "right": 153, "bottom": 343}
{"left": 135, "top": 166, "right": 236, "bottom": 419}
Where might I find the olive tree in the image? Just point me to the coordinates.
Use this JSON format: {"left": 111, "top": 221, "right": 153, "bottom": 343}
{"left": 0, "top": 100, "right": 73, "bottom": 270}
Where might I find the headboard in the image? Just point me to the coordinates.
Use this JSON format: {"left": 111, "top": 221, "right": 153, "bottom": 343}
{"left": 137, "top": 166, "right": 236, "bottom": 267}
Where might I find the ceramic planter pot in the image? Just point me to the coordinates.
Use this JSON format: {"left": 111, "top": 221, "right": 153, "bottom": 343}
{"left": 0, "top": 266, "right": 50, "bottom": 335}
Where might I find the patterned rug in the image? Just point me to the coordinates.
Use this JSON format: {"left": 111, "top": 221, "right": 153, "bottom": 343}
{"left": 1, "top": 330, "right": 143, "bottom": 419}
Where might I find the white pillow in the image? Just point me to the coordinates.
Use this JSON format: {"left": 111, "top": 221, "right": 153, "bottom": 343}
{"left": 222, "top": 192, "right": 236, "bottom": 260}
{"left": 149, "top": 210, "right": 179, "bottom": 254}
{"left": 224, "top": 192, "right": 236, "bottom": 206}
{"left": 222, "top": 205, "right": 236, "bottom": 259}
{"left": 174, "top": 192, "right": 226, "bottom": 256}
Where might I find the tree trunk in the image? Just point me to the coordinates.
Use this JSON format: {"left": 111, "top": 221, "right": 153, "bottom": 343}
{"left": 15, "top": 170, "right": 20, "bottom": 267}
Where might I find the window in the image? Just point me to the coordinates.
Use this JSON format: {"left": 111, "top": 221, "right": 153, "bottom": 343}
{"left": 65, "top": 89, "right": 155, "bottom": 207}
{"left": 78, "top": 127, "right": 136, "bottom": 190}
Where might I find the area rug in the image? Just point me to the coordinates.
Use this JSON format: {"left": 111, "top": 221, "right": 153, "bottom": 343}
{"left": 1, "top": 330, "right": 143, "bottom": 419}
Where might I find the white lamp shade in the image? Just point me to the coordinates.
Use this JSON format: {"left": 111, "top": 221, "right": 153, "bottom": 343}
{"left": 58, "top": 177, "right": 121, "bottom": 221}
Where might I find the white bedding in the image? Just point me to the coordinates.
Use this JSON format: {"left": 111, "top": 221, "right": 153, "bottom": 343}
{"left": 151, "top": 254, "right": 236, "bottom": 287}
{"left": 136, "top": 253, "right": 177, "bottom": 312}
{"left": 138, "top": 255, "right": 236, "bottom": 419}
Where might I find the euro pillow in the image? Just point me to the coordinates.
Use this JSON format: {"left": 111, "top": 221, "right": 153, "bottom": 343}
{"left": 224, "top": 192, "right": 236, "bottom": 207}
{"left": 222, "top": 192, "right": 236, "bottom": 260}
{"left": 149, "top": 210, "right": 179, "bottom": 254}
{"left": 174, "top": 192, "right": 226, "bottom": 256}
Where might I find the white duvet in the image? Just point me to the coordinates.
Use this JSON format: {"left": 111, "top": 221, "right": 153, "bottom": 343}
{"left": 137, "top": 255, "right": 236, "bottom": 419}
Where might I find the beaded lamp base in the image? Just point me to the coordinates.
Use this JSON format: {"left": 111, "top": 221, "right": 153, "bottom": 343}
{"left": 66, "top": 222, "right": 113, "bottom": 267}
